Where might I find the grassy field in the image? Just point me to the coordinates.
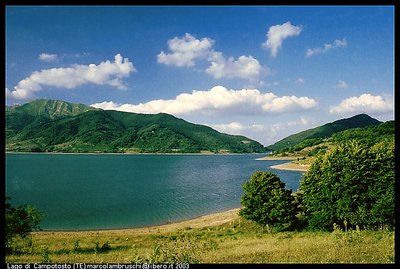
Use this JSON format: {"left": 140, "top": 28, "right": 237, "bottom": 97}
{"left": 6, "top": 209, "right": 394, "bottom": 264}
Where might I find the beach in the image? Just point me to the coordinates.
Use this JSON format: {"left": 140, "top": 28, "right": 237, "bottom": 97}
{"left": 34, "top": 208, "right": 242, "bottom": 236}
{"left": 270, "top": 162, "right": 309, "bottom": 172}
{"left": 256, "top": 155, "right": 299, "bottom": 161}
{"left": 256, "top": 155, "right": 310, "bottom": 172}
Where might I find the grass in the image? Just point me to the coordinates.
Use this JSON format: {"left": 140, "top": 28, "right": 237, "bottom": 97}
{"left": 6, "top": 211, "right": 394, "bottom": 264}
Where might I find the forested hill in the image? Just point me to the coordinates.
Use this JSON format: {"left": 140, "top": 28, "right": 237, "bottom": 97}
{"left": 266, "top": 114, "right": 382, "bottom": 152}
{"left": 5, "top": 99, "right": 98, "bottom": 120}
{"left": 6, "top": 99, "right": 266, "bottom": 154}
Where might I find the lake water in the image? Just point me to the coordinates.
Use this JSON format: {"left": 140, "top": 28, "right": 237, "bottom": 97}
{"left": 6, "top": 153, "right": 304, "bottom": 231}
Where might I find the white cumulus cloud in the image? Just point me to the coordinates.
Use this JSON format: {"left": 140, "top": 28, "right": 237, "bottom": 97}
{"left": 205, "top": 52, "right": 269, "bottom": 81}
{"left": 6, "top": 54, "right": 136, "bottom": 101}
{"left": 158, "top": 33, "right": 269, "bottom": 82}
{"left": 211, "top": 122, "right": 268, "bottom": 134}
{"left": 262, "top": 21, "right": 303, "bottom": 57}
{"left": 261, "top": 95, "right": 317, "bottom": 113}
{"left": 329, "top": 93, "right": 393, "bottom": 115}
{"left": 157, "top": 33, "right": 214, "bottom": 67}
{"left": 306, "top": 38, "right": 347, "bottom": 57}
{"left": 211, "top": 122, "right": 247, "bottom": 134}
{"left": 91, "top": 85, "right": 317, "bottom": 116}
{"left": 39, "top": 53, "right": 58, "bottom": 62}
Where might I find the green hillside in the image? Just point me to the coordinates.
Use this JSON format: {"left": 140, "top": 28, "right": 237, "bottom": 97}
{"left": 5, "top": 99, "right": 98, "bottom": 119}
{"left": 6, "top": 99, "right": 266, "bottom": 154}
{"left": 5, "top": 99, "right": 98, "bottom": 137}
{"left": 330, "top": 120, "right": 394, "bottom": 145}
{"left": 267, "top": 114, "right": 382, "bottom": 152}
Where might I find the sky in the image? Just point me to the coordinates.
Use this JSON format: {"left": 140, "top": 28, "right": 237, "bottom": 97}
{"left": 5, "top": 6, "right": 395, "bottom": 146}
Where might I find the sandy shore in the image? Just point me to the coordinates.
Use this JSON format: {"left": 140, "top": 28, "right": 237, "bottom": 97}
{"left": 255, "top": 155, "right": 298, "bottom": 161}
{"left": 270, "top": 162, "right": 309, "bottom": 172}
{"left": 35, "top": 208, "right": 242, "bottom": 236}
{"left": 256, "top": 155, "right": 309, "bottom": 172}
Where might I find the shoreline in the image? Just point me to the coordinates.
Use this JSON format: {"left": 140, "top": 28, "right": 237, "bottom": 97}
{"left": 256, "top": 155, "right": 310, "bottom": 172}
{"left": 255, "top": 155, "right": 298, "bottom": 161}
{"left": 6, "top": 151, "right": 266, "bottom": 156}
{"left": 34, "top": 208, "right": 242, "bottom": 236}
{"left": 270, "top": 163, "right": 309, "bottom": 172}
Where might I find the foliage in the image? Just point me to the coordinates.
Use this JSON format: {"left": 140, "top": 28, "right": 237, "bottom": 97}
{"left": 240, "top": 171, "right": 295, "bottom": 231}
{"left": 307, "top": 145, "right": 327, "bottom": 156}
{"left": 330, "top": 120, "right": 394, "bottom": 147}
{"left": 267, "top": 113, "right": 382, "bottom": 152}
{"left": 5, "top": 198, "right": 44, "bottom": 253}
{"left": 291, "top": 192, "right": 307, "bottom": 230}
{"left": 6, "top": 99, "right": 266, "bottom": 153}
{"left": 300, "top": 139, "right": 395, "bottom": 231}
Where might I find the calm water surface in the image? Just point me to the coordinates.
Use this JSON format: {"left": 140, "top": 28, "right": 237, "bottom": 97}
{"left": 6, "top": 153, "right": 304, "bottom": 230}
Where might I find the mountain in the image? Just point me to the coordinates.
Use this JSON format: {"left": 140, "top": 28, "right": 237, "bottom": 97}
{"left": 6, "top": 99, "right": 98, "bottom": 119}
{"left": 330, "top": 120, "right": 394, "bottom": 146}
{"left": 6, "top": 99, "right": 266, "bottom": 153}
{"left": 267, "top": 114, "right": 382, "bottom": 152}
{"left": 6, "top": 99, "right": 98, "bottom": 137}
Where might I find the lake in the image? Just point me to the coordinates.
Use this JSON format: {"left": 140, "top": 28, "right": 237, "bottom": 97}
{"left": 6, "top": 153, "right": 304, "bottom": 231}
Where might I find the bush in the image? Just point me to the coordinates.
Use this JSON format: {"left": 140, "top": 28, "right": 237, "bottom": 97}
{"left": 240, "top": 171, "right": 295, "bottom": 232}
{"left": 5, "top": 197, "right": 44, "bottom": 253}
{"left": 300, "top": 139, "right": 394, "bottom": 231}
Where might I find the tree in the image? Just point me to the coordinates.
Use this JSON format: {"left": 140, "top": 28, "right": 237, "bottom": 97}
{"left": 239, "top": 171, "right": 294, "bottom": 232}
{"left": 291, "top": 191, "right": 307, "bottom": 230}
{"left": 367, "top": 138, "right": 395, "bottom": 229}
{"left": 300, "top": 139, "right": 394, "bottom": 231}
{"left": 5, "top": 197, "right": 44, "bottom": 252}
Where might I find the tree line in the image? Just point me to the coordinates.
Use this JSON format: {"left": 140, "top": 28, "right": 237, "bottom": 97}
{"left": 240, "top": 138, "right": 395, "bottom": 232}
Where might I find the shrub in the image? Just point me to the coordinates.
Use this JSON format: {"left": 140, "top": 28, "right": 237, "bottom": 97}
{"left": 300, "top": 139, "right": 394, "bottom": 231}
{"left": 5, "top": 197, "right": 44, "bottom": 253}
{"left": 240, "top": 171, "right": 295, "bottom": 232}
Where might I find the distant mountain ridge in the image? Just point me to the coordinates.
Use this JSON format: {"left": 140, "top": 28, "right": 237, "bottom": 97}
{"left": 6, "top": 99, "right": 266, "bottom": 153}
{"left": 267, "top": 114, "right": 382, "bottom": 152}
{"left": 6, "top": 99, "right": 98, "bottom": 119}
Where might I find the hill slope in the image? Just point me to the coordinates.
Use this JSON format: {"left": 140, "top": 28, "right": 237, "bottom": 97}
{"left": 6, "top": 99, "right": 98, "bottom": 137}
{"left": 267, "top": 114, "right": 382, "bottom": 152}
{"left": 6, "top": 99, "right": 98, "bottom": 119}
{"left": 6, "top": 99, "right": 266, "bottom": 153}
{"left": 330, "top": 120, "right": 394, "bottom": 146}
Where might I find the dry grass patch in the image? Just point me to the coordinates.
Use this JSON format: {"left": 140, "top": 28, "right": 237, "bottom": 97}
{"left": 5, "top": 212, "right": 394, "bottom": 264}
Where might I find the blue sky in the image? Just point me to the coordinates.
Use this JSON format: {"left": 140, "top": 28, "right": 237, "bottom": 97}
{"left": 5, "top": 6, "right": 394, "bottom": 146}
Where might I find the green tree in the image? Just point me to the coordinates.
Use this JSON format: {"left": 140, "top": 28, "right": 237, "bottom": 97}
{"left": 291, "top": 191, "right": 307, "bottom": 230}
{"left": 5, "top": 197, "right": 44, "bottom": 252}
{"left": 300, "top": 139, "right": 394, "bottom": 231}
{"left": 367, "top": 139, "right": 395, "bottom": 229}
{"left": 239, "top": 171, "right": 294, "bottom": 232}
